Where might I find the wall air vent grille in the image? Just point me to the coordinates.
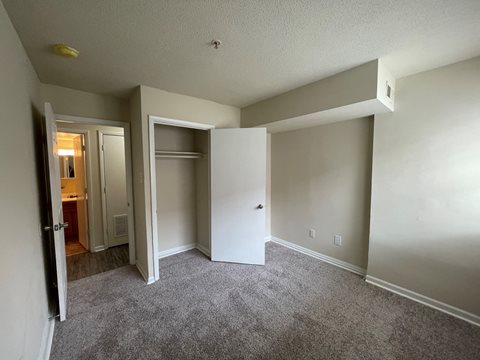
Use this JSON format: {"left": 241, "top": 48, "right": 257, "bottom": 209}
{"left": 113, "top": 214, "right": 128, "bottom": 237}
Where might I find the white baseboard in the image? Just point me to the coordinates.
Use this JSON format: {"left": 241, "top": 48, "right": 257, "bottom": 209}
{"left": 136, "top": 262, "right": 155, "bottom": 284}
{"left": 157, "top": 243, "right": 196, "bottom": 259}
{"left": 365, "top": 275, "right": 480, "bottom": 327}
{"left": 264, "top": 235, "right": 272, "bottom": 242}
{"left": 196, "top": 243, "right": 211, "bottom": 257}
{"left": 38, "top": 318, "right": 55, "bottom": 360}
{"left": 93, "top": 245, "right": 105, "bottom": 252}
{"left": 271, "top": 236, "right": 367, "bottom": 276}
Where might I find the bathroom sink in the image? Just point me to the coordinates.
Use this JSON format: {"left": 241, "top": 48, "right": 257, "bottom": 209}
{"left": 61, "top": 194, "right": 83, "bottom": 202}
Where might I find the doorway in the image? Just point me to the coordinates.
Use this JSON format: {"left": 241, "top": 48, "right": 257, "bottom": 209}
{"left": 56, "top": 122, "right": 133, "bottom": 282}
{"left": 57, "top": 131, "right": 89, "bottom": 257}
{"left": 44, "top": 104, "right": 136, "bottom": 321}
{"left": 148, "top": 116, "right": 267, "bottom": 283}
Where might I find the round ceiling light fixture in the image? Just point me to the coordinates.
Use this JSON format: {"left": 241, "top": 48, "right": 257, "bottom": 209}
{"left": 211, "top": 39, "right": 222, "bottom": 49}
{"left": 53, "top": 43, "right": 80, "bottom": 59}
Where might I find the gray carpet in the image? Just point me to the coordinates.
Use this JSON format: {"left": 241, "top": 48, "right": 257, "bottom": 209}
{"left": 51, "top": 242, "right": 480, "bottom": 360}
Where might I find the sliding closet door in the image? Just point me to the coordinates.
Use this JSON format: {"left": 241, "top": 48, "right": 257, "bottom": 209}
{"left": 210, "top": 128, "right": 266, "bottom": 265}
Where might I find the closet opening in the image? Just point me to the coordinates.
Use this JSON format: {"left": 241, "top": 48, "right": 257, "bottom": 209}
{"left": 148, "top": 116, "right": 267, "bottom": 283}
{"left": 149, "top": 117, "right": 214, "bottom": 281}
{"left": 150, "top": 119, "right": 214, "bottom": 281}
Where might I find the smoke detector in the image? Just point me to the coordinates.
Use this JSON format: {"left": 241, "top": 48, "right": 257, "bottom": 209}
{"left": 211, "top": 39, "right": 222, "bottom": 49}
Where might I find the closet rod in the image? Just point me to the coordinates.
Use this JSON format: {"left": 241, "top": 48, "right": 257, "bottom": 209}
{"left": 155, "top": 150, "right": 204, "bottom": 159}
{"left": 155, "top": 154, "right": 202, "bottom": 159}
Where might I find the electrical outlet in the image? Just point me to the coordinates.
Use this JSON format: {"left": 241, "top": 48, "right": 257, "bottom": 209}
{"left": 309, "top": 229, "right": 316, "bottom": 239}
{"left": 334, "top": 234, "right": 342, "bottom": 246}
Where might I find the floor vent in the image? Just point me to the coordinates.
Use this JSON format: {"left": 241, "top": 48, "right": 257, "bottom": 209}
{"left": 113, "top": 214, "right": 128, "bottom": 237}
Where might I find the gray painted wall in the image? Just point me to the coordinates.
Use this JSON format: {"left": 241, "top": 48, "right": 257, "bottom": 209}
{"left": 271, "top": 117, "right": 373, "bottom": 269}
{"left": 0, "top": 2, "right": 50, "bottom": 358}
{"left": 368, "top": 56, "right": 480, "bottom": 316}
{"left": 40, "top": 83, "right": 129, "bottom": 122}
{"left": 131, "top": 85, "right": 241, "bottom": 280}
{"left": 155, "top": 125, "right": 198, "bottom": 252}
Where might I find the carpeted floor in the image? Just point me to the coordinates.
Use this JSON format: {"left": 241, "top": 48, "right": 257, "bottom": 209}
{"left": 50, "top": 242, "right": 480, "bottom": 360}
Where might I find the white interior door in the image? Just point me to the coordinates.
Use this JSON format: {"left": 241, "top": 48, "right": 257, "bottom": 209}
{"left": 44, "top": 103, "right": 68, "bottom": 321}
{"left": 100, "top": 133, "right": 129, "bottom": 247}
{"left": 210, "top": 128, "right": 266, "bottom": 265}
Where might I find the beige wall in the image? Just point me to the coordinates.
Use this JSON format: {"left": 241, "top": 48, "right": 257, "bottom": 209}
{"left": 155, "top": 125, "right": 198, "bottom": 251}
{"left": 0, "top": 3, "right": 50, "bottom": 359}
{"left": 241, "top": 60, "right": 379, "bottom": 128}
{"left": 56, "top": 122, "right": 124, "bottom": 251}
{"left": 40, "top": 83, "right": 129, "bottom": 122}
{"left": 271, "top": 117, "right": 373, "bottom": 269}
{"left": 368, "top": 57, "right": 480, "bottom": 316}
{"left": 131, "top": 85, "right": 240, "bottom": 279}
{"left": 129, "top": 88, "right": 149, "bottom": 276}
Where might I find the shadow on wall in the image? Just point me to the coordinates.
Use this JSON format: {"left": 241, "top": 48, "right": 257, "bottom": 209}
{"left": 32, "top": 103, "right": 57, "bottom": 316}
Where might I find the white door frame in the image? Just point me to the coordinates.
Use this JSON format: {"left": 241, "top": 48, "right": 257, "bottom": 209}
{"left": 57, "top": 128, "right": 93, "bottom": 251}
{"left": 98, "top": 130, "right": 127, "bottom": 249}
{"left": 56, "top": 114, "right": 136, "bottom": 265}
{"left": 148, "top": 115, "right": 214, "bottom": 282}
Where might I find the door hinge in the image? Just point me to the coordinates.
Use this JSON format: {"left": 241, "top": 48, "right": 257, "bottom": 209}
{"left": 101, "top": 145, "right": 104, "bottom": 151}
{"left": 104, "top": 187, "right": 107, "bottom": 194}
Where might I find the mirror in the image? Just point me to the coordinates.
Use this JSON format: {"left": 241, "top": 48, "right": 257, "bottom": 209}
{"left": 59, "top": 155, "right": 75, "bottom": 178}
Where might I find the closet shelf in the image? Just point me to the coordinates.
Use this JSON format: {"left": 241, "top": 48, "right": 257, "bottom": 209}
{"left": 155, "top": 150, "right": 205, "bottom": 159}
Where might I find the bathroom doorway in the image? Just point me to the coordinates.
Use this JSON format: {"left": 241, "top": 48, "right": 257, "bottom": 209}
{"left": 57, "top": 131, "right": 90, "bottom": 257}
{"left": 56, "top": 118, "right": 135, "bottom": 282}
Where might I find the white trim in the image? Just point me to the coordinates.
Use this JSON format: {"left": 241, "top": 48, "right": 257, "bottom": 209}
{"left": 55, "top": 114, "right": 136, "bottom": 266}
{"left": 38, "top": 318, "right": 54, "bottom": 360}
{"left": 123, "top": 125, "right": 136, "bottom": 265}
{"left": 196, "top": 243, "right": 211, "bottom": 257}
{"left": 365, "top": 275, "right": 480, "bottom": 327}
{"left": 271, "top": 236, "right": 367, "bottom": 276}
{"left": 148, "top": 115, "right": 216, "bottom": 283}
{"left": 56, "top": 114, "right": 126, "bottom": 127}
{"left": 157, "top": 243, "right": 197, "bottom": 259}
{"left": 98, "top": 131, "right": 108, "bottom": 249}
{"left": 148, "top": 118, "right": 160, "bottom": 282}
{"left": 93, "top": 245, "right": 105, "bottom": 252}
{"left": 149, "top": 115, "right": 215, "bottom": 130}
{"left": 264, "top": 235, "right": 271, "bottom": 242}
{"left": 136, "top": 262, "right": 155, "bottom": 284}
{"left": 57, "top": 128, "right": 94, "bottom": 252}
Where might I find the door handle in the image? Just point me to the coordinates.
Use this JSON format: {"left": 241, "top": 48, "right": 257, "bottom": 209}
{"left": 257, "top": 204, "right": 264, "bottom": 209}
{"left": 44, "top": 223, "right": 64, "bottom": 231}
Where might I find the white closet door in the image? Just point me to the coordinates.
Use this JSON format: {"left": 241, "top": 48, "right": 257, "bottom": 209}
{"left": 210, "top": 128, "right": 266, "bottom": 265}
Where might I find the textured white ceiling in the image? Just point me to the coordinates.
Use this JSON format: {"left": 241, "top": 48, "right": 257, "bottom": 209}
{"left": 4, "top": 0, "right": 480, "bottom": 107}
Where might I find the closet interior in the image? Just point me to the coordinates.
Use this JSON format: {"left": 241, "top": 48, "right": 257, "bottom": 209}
{"left": 154, "top": 124, "right": 210, "bottom": 256}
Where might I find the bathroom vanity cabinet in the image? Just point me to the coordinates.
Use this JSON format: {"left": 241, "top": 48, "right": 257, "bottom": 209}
{"left": 62, "top": 200, "right": 79, "bottom": 242}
